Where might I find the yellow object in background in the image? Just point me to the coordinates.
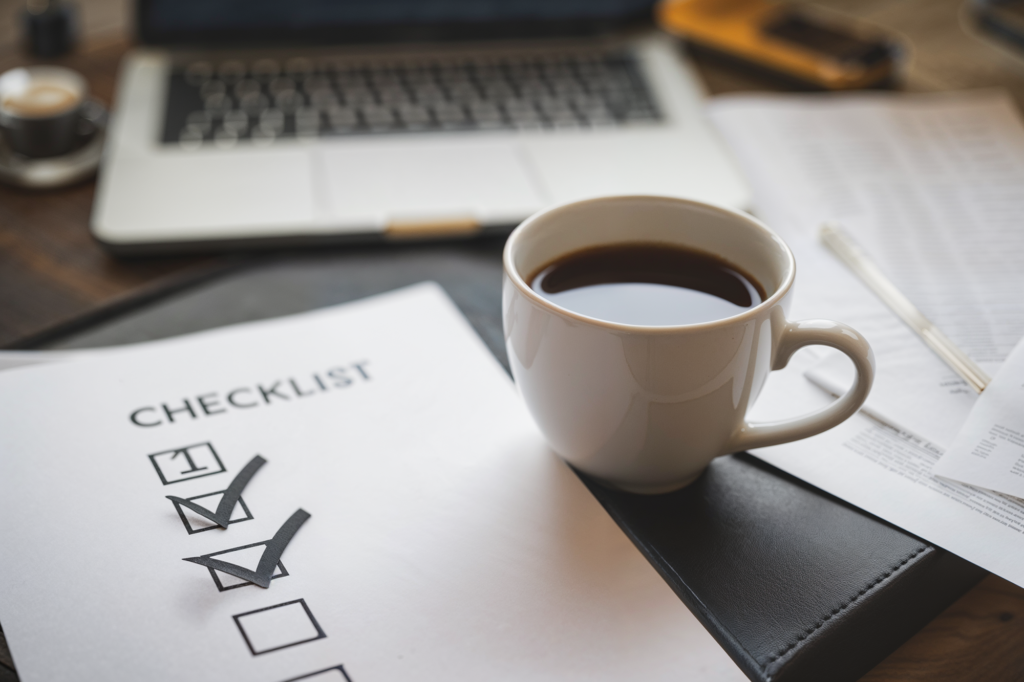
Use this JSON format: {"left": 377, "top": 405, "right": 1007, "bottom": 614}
{"left": 657, "top": 0, "right": 902, "bottom": 89}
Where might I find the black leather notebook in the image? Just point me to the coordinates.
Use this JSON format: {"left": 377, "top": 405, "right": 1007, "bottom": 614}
{"left": 10, "top": 241, "right": 985, "bottom": 682}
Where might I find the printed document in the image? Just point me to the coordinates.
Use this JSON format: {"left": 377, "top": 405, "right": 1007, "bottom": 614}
{"left": 747, "top": 350, "right": 1024, "bottom": 590}
{"left": 713, "top": 89, "right": 1024, "bottom": 367}
{"left": 711, "top": 90, "right": 1024, "bottom": 449}
{"left": 0, "top": 284, "right": 743, "bottom": 682}
{"left": 711, "top": 90, "right": 1024, "bottom": 589}
{"left": 807, "top": 351, "right": 974, "bottom": 450}
{"left": 934, "top": 336, "right": 1024, "bottom": 499}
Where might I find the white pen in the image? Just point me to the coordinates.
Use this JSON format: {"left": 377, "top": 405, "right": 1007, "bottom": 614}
{"left": 819, "top": 223, "right": 991, "bottom": 393}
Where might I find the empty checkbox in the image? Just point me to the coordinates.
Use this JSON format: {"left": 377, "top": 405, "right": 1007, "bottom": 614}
{"left": 234, "top": 599, "right": 325, "bottom": 655}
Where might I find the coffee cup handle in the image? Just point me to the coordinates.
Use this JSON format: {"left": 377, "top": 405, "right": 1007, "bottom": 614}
{"left": 726, "top": 320, "right": 875, "bottom": 453}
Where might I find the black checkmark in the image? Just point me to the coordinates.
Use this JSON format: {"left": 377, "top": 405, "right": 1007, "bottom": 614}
{"left": 183, "top": 509, "right": 310, "bottom": 588}
{"left": 167, "top": 455, "right": 266, "bottom": 529}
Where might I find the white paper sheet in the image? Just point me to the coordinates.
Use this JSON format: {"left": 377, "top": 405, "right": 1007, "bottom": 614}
{"left": 747, "top": 350, "right": 1024, "bottom": 590}
{"left": 933, "top": 336, "right": 1024, "bottom": 499}
{"left": 710, "top": 90, "right": 1024, "bottom": 449}
{"left": 806, "top": 351, "right": 974, "bottom": 449}
{"left": 0, "top": 283, "right": 744, "bottom": 682}
{"left": 711, "top": 90, "right": 1024, "bottom": 590}
{"left": 713, "top": 89, "right": 1024, "bottom": 365}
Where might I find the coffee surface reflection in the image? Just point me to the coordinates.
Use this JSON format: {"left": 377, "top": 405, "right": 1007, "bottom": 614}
{"left": 530, "top": 242, "right": 765, "bottom": 326}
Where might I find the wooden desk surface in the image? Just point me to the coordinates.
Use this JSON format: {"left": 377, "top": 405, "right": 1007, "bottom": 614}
{"left": 1, "top": 0, "right": 1024, "bottom": 679}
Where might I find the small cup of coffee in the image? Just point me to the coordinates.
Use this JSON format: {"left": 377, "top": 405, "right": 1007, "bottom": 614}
{"left": 0, "top": 66, "right": 88, "bottom": 158}
{"left": 503, "top": 195, "right": 875, "bottom": 494}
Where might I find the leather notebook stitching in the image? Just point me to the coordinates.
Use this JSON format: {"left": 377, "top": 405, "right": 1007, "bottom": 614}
{"left": 765, "top": 544, "right": 928, "bottom": 672}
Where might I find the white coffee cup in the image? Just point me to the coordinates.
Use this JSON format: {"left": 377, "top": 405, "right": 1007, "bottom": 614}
{"left": 502, "top": 195, "right": 874, "bottom": 494}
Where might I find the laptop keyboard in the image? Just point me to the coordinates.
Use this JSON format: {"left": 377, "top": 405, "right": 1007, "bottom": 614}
{"left": 163, "top": 49, "right": 663, "bottom": 148}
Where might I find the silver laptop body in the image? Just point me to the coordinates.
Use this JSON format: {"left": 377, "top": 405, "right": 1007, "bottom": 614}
{"left": 93, "top": 3, "right": 748, "bottom": 253}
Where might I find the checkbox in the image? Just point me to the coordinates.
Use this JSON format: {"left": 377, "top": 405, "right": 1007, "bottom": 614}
{"left": 281, "top": 665, "right": 352, "bottom": 682}
{"left": 171, "top": 490, "right": 253, "bottom": 534}
{"left": 234, "top": 599, "right": 325, "bottom": 656}
{"left": 148, "top": 442, "right": 225, "bottom": 485}
{"left": 203, "top": 540, "right": 288, "bottom": 591}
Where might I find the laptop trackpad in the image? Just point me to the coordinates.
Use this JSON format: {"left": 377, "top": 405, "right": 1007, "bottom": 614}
{"left": 319, "top": 140, "right": 544, "bottom": 227}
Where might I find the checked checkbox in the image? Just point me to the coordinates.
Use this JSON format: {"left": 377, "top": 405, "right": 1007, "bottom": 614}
{"left": 200, "top": 540, "right": 289, "bottom": 591}
{"left": 184, "top": 509, "right": 309, "bottom": 589}
{"left": 171, "top": 491, "right": 254, "bottom": 534}
{"left": 168, "top": 455, "right": 266, "bottom": 532}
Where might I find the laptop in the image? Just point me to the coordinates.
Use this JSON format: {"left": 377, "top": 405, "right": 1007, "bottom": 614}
{"left": 92, "top": 0, "right": 749, "bottom": 254}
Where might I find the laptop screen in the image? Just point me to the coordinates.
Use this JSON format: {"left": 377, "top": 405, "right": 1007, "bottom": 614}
{"left": 138, "top": 0, "right": 657, "bottom": 46}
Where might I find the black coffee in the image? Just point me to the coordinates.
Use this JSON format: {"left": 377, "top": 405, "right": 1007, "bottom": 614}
{"left": 529, "top": 243, "right": 766, "bottom": 326}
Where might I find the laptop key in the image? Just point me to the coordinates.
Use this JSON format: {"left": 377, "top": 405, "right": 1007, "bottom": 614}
{"left": 204, "top": 92, "right": 232, "bottom": 113}
{"left": 269, "top": 76, "right": 296, "bottom": 96}
{"left": 327, "top": 105, "right": 359, "bottom": 131}
{"left": 334, "top": 71, "right": 366, "bottom": 88}
{"left": 432, "top": 102, "right": 466, "bottom": 127}
{"left": 370, "top": 73, "right": 401, "bottom": 89}
{"left": 222, "top": 110, "right": 249, "bottom": 134}
{"left": 259, "top": 109, "right": 285, "bottom": 135}
{"left": 361, "top": 104, "right": 395, "bottom": 129}
{"left": 296, "top": 114, "right": 322, "bottom": 138}
{"left": 184, "top": 62, "right": 213, "bottom": 86}
{"left": 505, "top": 102, "right": 541, "bottom": 127}
{"left": 481, "top": 82, "right": 514, "bottom": 101}
{"left": 468, "top": 101, "right": 503, "bottom": 124}
{"left": 413, "top": 83, "right": 444, "bottom": 104}
{"left": 217, "top": 61, "right": 246, "bottom": 84}
{"left": 185, "top": 111, "right": 213, "bottom": 135}
{"left": 200, "top": 80, "right": 226, "bottom": 98}
{"left": 234, "top": 79, "right": 261, "bottom": 98}
{"left": 343, "top": 85, "right": 375, "bottom": 106}
{"left": 397, "top": 103, "right": 431, "bottom": 128}
{"left": 377, "top": 86, "right": 410, "bottom": 106}
{"left": 213, "top": 128, "right": 238, "bottom": 148}
{"left": 275, "top": 90, "right": 304, "bottom": 114}
{"left": 447, "top": 83, "right": 479, "bottom": 103}
{"left": 239, "top": 92, "right": 269, "bottom": 115}
{"left": 303, "top": 74, "right": 331, "bottom": 92}
{"left": 251, "top": 59, "right": 280, "bottom": 81}
{"left": 309, "top": 89, "right": 338, "bottom": 110}
{"left": 285, "top": 58, "right": 314, "bottom": 78}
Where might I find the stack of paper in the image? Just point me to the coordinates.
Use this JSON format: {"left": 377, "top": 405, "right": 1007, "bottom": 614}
{"left": 708, "top": 90, "right": 1024, "bottom": 590}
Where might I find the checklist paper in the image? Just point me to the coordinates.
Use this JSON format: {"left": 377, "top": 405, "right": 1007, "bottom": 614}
{"left": 0, "top": 283, "right": 744, "bottom": 682}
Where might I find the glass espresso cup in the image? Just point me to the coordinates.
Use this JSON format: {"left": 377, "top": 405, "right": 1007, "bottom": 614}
{"left": 502, "top": 195, "right": 875, "bottom": 494}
